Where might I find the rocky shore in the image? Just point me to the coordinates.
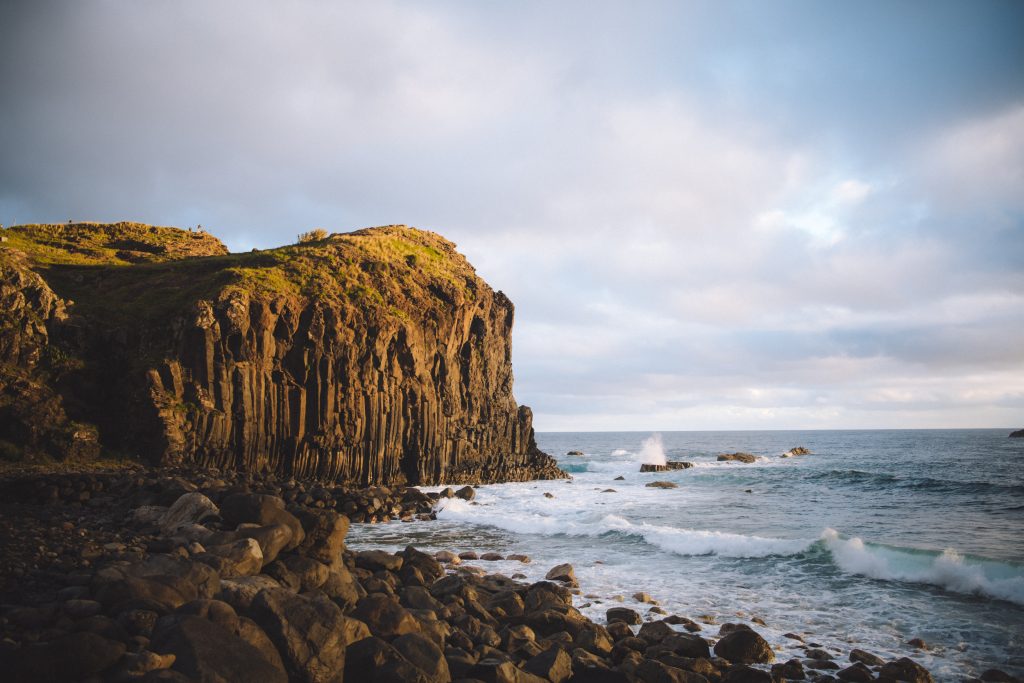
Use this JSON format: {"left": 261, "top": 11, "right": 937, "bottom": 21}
{"left": 3, "top": 468, "right": 1010, "bottom": 683}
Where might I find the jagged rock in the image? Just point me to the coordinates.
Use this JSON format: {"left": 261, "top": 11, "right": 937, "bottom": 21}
{"left": 524, "top": 645, "right": 573, "bottom": 683}
{"left": 640, "top": 462, "right": 693, "bottom": 472}
{"left": 353, "top": 594, "right": 422, "bottom": 640}
{"left": 200, "top": 538, "right": 263, "bottom": 578}
{"left": 292, "top": 508, "right": 349, "bottom": 564}
{"left": 545, "top": 563, "right": 577, "bottom": 585}
{"left": 391, "top": 633, "right": 451, "bottom": 683}
{"left": 781, "top": 447, "right": 811, "bottom": 457}
{"left": 356, "top": 549, "right": 404, "bottom": 573}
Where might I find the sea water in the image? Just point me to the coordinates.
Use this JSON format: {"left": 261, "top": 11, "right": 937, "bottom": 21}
{"left": 348, "top": 429, "right": 1024, "bottom": 679}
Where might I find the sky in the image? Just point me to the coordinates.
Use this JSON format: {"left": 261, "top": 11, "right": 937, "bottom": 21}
{"left": 1, "top": 1, "right": 1022, "bottom": 431}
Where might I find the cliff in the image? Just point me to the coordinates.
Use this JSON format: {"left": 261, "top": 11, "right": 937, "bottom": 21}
{"left": 0, "top": 222, "right": 564, "bottom": 485}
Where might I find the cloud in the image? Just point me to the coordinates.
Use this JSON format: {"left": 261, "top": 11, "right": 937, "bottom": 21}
{"left": 1, "top": 1, "right": 1022, "bottom": 430}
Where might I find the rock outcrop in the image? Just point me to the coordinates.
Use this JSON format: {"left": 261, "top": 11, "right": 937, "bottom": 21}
{"left": 1010, "top": 430, "right": 1024, "bottom": 438}
{"left": 0, "top": 222, "right": 563, "bottom": 485}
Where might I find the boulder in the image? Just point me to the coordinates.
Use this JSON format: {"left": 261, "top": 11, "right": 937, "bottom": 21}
{"left": 524, "top": 645, "right": 573, "bottom": 683}
{"left": 781, "top": 447, "right": 811, "bottom": 457}
{"left": 836, "top": 662, "right": 874, "bottom": 682}
{"left": 217, "top": 575, "right": 281, "bottom": 611}
{"left": 545, "top": 563, "right": 578, "bottom": 585}
{"left": 713, "top": 629, "right": 774, "bottom": 664}
{"left": 236, "top": 523, "right": 293, "bottom": 564}
{"left": 250, "top": 588, "right": 363, "bottom": 683}
{"left": 1009, "top": 429, "right": 1024, "bottom": 438}
{"left": 219, "top": 493, "right": 304, "bottom": 550}
{"left": 454, "top": 486, "right": 476, "bottom": 500}
{"left": 878, "top": 657, "right": 933, "bottom": 683}
{"left": 345, "top": 636, "right": 426, "bottom": 683}
{"left": 722, "top": 664, "right": 771, "bottom": 682}
{"left": 606, "top": 607, "right": 642, "bottom": 625}
{"left": 201, "top": 538, "right": 263, "bottom": 578}
{"left": 161, "top": 492, "right": 220, "bottom": 533}
{"left": 849, "top": 648, "right": 885, "bottom": 666}
{"left": 292, "top": 508, "right": 349, "bottom": 564}
{"left": 150, "top": 614, "right": 287, "bottom": 683}
{"left": 392, "top": 633, "right": 450, "bottom": 683}
{"left": 637, "top": 658, "right": 710, "bottom": 683}
{"left": 356, "top": 549, "right": 404, "bottom": 573}
{"left": 352, "top": 594, "right": 422, "bottom": 640}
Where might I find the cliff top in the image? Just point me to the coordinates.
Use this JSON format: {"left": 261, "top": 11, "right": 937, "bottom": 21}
{"left": 2, "top": 222, "right": 487, "bottom": 326}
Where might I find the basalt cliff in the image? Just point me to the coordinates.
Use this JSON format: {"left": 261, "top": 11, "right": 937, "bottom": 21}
{"left": 0, "top": 222, "right": 564, "bottom": 485}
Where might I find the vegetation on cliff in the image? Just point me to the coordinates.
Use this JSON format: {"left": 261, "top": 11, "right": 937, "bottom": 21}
{"left": 0, "top": 222, "right": 563, "bottom": 485}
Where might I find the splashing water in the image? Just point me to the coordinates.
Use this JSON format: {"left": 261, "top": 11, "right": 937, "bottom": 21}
{"left": 638, "top": 433, "right": 667, "bottom": 465}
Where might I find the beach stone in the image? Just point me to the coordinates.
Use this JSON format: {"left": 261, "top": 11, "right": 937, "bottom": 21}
{"left": 481, "top": 552, "right": 504, "bottom": 561}
{"left": 607, "top": 607, "right": 642, "bottom": 625}
{"left": 344, "top": 636, "right": 423, "bottom": 682}
{"left": 980, "top": 669, "right": 1019, "bottom": 682}
{"left": 203, "top": 538, "right": 263, "bottom": 578}
{"left": 435, "top": 550, "right": 460, "bottom": 564}
{"left": 907, "top": 637, "right": 928, "bottom": 650}
{"left": 771, "top": 659, "right": 805, "bottom": 680}
{"left": 118, "top": 650, "right": 178, "bottom": 676}
{"left": 454, "top": 485, "right": 476, "bottom": 500}
{"left": 161, "top": 492, "right": 220, "bottom": 533}
{"left": 663, "top": 615, "right": 702, "bottom": 632}
{"left": 633, "top": 592, "right": 656, "bottom": 603}
{"left": 849, "top": 648, "right": 885, "bottom": 666}
{"left": 660, "top": 633, "right": 711, "bottom": 659}
{"left": 507, "top": 553, "right": 531, "bottom": 563}
{"left": 64, "top": 598, "right": 102, "bottom": 618}
{"left": 638, "top": 620, "right": 677, "bottom": 644}
{"left": 217, "top": 575, "right": 280, "bottom": 610}
{"left": 713, "top": 629, "right": 775, "bottom": 664}
{"left": 636, "top": 658, "right": 708, "bottom": 682}
{"left": 459, "top": 551, "right": 479, "bottom": 560}
{"left": 545, "top": 563, "right": 578, "bottom": 585}
{"left": 576, "top": 626, "right": 615, "bottom": 656}
{"left": 614, "top": 476, "right": 625, "bottom": 480}
{"left": 524, "top": 645, "right": 572, "bottom": 683}
{"left": 544, "top": 492, "right": 555, "bottom": 498}
{"left": 645, "top": 481, "right": 678, "bottom": 489}
{"left": 878, "top": 657, "right": 933, "bottom": 683}
{"left": 150, "top": 614, "right": 287, "bottom": 683}
{"left": 806, "top": 658, "right": 839, "bottom": 670}
{"left": 401, "top": 546, "right": 445, "bottom": 584}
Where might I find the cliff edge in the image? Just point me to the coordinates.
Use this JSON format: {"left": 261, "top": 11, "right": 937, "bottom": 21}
{"left": 0, "top": 222, "right": 564, "bottom": 485}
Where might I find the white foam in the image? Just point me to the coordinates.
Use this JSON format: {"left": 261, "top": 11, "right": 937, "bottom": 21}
{"left": 436, "top": 498, "right": 812, "bottom": 558}
{"left": 611, "top": 448, "right": 630, "bottom": 456}
{"left": 822, "top": 528, "right": 1024, "bottom": 606}
{"left": 638, "top": 434, "right": 667, "bottom": 465}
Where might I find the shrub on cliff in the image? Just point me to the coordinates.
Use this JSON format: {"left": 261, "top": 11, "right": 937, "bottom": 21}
{"left": 297, "top": 228, "right": 329, "bottom": 243}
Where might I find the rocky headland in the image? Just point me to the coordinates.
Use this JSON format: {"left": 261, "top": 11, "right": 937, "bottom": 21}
{"left": 0, "top": 222, "right": 562, "bottom": 485}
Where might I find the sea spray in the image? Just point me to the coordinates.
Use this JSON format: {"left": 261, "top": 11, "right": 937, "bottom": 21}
{"left": 638, "top": 433, "right": 667, "bottom": 465}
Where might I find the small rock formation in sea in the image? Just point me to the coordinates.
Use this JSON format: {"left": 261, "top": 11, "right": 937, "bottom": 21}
{"left": 645, "top": 481, "right": 678, "bottom": 489}
{"left": 0, "top": 222, "right": 564, "bottom": 485}
{"left": 640, "top": 461, "right": 693, "bottom": 472}
{"left": 566, "top": 450, "right": 584, "bottom": 456}
{"left": 1010, "top": 429, "right": 1024, "bottom": 438}
{"left": 781, "top": 446, "right": 811, "bottom": 457}
{"left": 717, "top": 452, "right": 758, "bottom": 463}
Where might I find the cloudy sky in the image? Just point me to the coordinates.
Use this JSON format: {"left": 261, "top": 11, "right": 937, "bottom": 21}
{"left": 2, "top": 1, "right": 1022, "bottom": 431}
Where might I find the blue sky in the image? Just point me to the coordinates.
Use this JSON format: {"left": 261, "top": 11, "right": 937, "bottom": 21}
{"left": 2, "top": 1, "right": 1022, "bottom": 430}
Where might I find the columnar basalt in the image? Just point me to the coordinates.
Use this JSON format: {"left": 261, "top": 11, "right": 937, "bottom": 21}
{"left": 0, "top": 222, "right": 564, "bottom": 485}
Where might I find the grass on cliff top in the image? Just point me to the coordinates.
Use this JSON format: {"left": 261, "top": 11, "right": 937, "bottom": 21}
{"left": 4, "top": 222, "right": 228, "bottom": 266}
{"left": 7, "top": 222, "right": 480, "bottom": 326}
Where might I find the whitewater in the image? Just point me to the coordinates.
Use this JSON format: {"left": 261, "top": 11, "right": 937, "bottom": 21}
{"left": 349, "top": 429, "right": 1024, "bottom": 679}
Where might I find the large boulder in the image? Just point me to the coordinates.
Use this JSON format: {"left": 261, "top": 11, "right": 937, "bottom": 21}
{"left": 878, "top": 657, "right": 934, "bottom": 683}
{"left": 250, "top": 588, "right": 367, "bottom": 683}
{"left": 544, "top": 563, "right": 578, "bottom": 585}
{"left": 606, "top": 607, "right": 642, "bottom": 625}
{"left": 150, "top": 614, "right": 287, "bottom": 683}
{"left": 391, "top": 633, "right": 450, "bottom": 683}
{"left": 220, "top": 493, "right": 304, "bottom": 550}
{"left": 200, "top": 538, "right": 264, "bottom": 578}
{"left": 292, "top": 507, "right": 350, "bottom": 564}
{"left": 161, "top": 492, "right": 220, "bottom": 533}
{"left": 352, "top": 594, "right": 421, "bottom": 640}
{"left": 524, "top": 646, "right": 573, "bottom": 683}
{"left": 713, "top": 629, "right": 774, "bottom": 664}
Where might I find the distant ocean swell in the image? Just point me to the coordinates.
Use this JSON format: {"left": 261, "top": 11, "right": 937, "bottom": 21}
{"left": 435, "top": 499, "right": 1024, "bottom": 606}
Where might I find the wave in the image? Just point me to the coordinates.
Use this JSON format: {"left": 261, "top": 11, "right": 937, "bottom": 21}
{"left": 821, "top": 528, "right": 1024, "bottom": 606}
{"left": 435, "top": 498, "right": 1024, "bottom": 605}
{"left": 435, "top": 498, "right": 813, "bottom": 558}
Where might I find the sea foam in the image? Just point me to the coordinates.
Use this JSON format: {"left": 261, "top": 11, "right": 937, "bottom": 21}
{"left": 821, "top": 528, "right": 1024, "bottom": 606}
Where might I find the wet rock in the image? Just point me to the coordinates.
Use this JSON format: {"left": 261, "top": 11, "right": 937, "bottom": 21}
{"left": 771, "top": 658, "right": 805, "bottom": 680}
{"left": 878, "top": 657, "right": 934, "bottom": 683}
{"left": 716, "top": 453, "right": 757, "bottom": 463}
{"left": 980, "top": 669, "right": 1020, "bottom": 682}
{"left": 645, "top": 481, "right": 678, "bottom": 489}
{"left": 455, "top": 486, "right": 476, "bottom": 501}
{"left": 481, "top": 552, "right": 504, "bottom": 561}
{"left": 836, "top": 662, "right": 873, "bottom": 682}
{"left": 606, "top": 607, "right": 642, "bottom": 625}
{"left": 781, "top": 447, "right": 811, "bottom": 458}
{"left": 713, "top": 629, "right": 774, "bottom": 664}
{"left": 722, "top": 664, "right": 772, "bottom": 682}
{"left": 435, "top": 551, "right": 460, "bottom": 564}
{"left": 345, "top": 636, "right": 424, "bottom": 682}
{"left": 848, "top": 648, "right": 884, "bottom": 666}
{"left": 638, "top": 620, "right": 677, "bottom": 644}
{"left": 545, "top": 563, "right": 578, "bottom": 585}
{"left": 907, "top": 637, "right": 928, "bottom": 650}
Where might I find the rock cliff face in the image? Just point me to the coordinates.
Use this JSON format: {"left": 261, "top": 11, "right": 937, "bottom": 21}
{"left": 0, "top": 222, "right": 563, "bottom": 485}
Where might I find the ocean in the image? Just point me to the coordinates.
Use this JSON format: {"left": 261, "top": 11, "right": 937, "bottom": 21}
{"left": 348, "top": 429, "right": 1024, "bottom": 679}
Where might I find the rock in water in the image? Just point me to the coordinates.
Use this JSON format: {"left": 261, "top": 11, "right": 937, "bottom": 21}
{"left": 645, "top": 481, "right": 678, "bottom": 489}
{"left": 1010, "top": 429, "right": 1024, "bottom": 438}
{"left": 781, "top": 446, "right": 811, "bottom": 457}
{"left": 713, "top": 628, "right": 775, "bottom": 664}
{"left": 717, "top": 452, "right": 757, "bottom": 463}
{"left": 640, "top": 461, "right": 693, "bottom": 472}
{"left": 0, "top": 223, "right": 565, "bottom": 485}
